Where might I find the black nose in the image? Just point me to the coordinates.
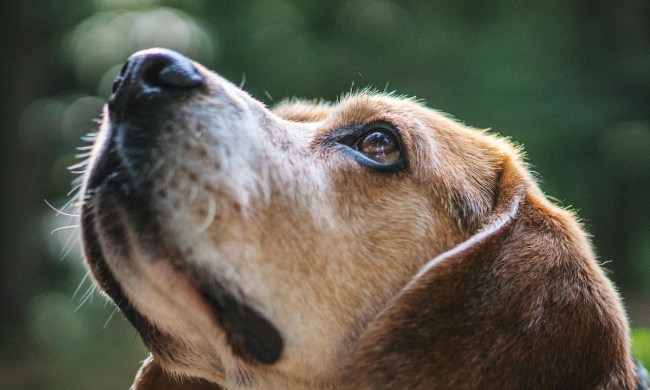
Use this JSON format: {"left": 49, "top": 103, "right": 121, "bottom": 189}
{"left": 111, "top": 48, "right": 204, "bottom": 98}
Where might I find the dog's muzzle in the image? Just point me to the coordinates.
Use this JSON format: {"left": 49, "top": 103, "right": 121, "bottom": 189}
{"left": 81, "top": 49, "right": 284, "bottom": 365}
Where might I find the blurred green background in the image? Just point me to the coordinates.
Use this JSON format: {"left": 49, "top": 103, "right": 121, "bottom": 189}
{"left": 0, "top": 0, "right": 648, "bottom": 388}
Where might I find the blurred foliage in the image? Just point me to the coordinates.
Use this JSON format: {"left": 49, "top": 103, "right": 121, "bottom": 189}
{"left": 634, "top": 329, "right": 650, "bottom": 369}
{"left": 0, "top": 0, "right": 648, "bottom": 388}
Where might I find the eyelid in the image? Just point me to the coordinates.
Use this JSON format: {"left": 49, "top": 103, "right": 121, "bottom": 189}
{"left": 331, "top": 121, "right": 407, "bottom": 172}
{"left": 334, "top": 121, "right": 402, "bottom": 147}
{"left": 327, "top": 124, "right": 365, "bottom": 146}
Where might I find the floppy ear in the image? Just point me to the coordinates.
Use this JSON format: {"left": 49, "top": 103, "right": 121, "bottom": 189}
{"left": 131, "top": 354, "right": 220, "bottom": 390}
{"left": 341, "top": 155, "right": 636, "bottom": 389}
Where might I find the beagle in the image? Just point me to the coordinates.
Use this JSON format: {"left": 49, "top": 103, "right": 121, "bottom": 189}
{"left": 79, "top": 48, "right": 648, "bottom": 389}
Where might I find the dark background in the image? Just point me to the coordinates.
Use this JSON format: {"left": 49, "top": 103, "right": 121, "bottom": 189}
{"left": 1, "top": 1, "right": 649, "bottom": 388}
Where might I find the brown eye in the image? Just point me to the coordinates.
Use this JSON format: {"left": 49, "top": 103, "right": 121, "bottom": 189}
{"left": 356, "top": 129, "right": 401, "bottom": 163}
{"left": 334, "top": 121, "right": 405, "bottom": 171}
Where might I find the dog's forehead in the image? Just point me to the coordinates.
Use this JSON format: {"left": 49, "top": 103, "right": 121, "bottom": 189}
{"left": 273, "top": 93, "right": 433, "bottom": 132}
{"left": 330, "top": 93, "right": 426, "bottom": 123}
{"left": 272, "top": 99, "right": 331, "bottom": 122}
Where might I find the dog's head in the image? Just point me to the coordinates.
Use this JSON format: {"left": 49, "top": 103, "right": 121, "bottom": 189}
{"left": 80, "top": 49, "right": 638, "bottom": 389}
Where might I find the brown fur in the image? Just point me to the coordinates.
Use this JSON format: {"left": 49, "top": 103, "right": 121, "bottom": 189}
{"left": 339, "top": 154, "right": 633, "bottom": 389}
{"left": 80, "top": 50, "right": 637, "bottom": 389}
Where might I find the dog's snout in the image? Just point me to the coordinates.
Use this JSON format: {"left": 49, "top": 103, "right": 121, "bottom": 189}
{"left": 111, "top": 48, "right": 204, "bottom": 101}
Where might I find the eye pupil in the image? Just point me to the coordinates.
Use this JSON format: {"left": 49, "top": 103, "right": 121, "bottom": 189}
{"left": 357, "top": 130, "right": 400, "bottom": 163}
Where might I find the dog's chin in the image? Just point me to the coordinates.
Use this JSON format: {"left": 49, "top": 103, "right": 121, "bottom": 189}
{"left": 81, "top": 143, "right": 284, "bottom": 369}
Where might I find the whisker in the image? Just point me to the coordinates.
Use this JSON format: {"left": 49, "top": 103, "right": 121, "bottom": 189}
{"left": 74, "top": 284, "right": 96, "bottom": 312}
{"left": 239, "top": 72, "right": 246, "bottom": 88}
{"left": 73, "top": 152, "right": 92, "bottom": 160}
{"left": 149, "top": 157, "right": 165, "bottom": 178}
{"left": 58, "top": 232, "right": 81, "bottom": 261}
{"left": 81, "top": 132, "right": 98, "bottom": 142}
{"left": 197, "top": 194, "right": 217, "bottom": 233}
{"left": 50, "top": 224, "right": 80, "bottom": 235}
{"left": 44, "top": 199, "right": 79, "bottom": 217}
{"left": 65, "top": 183, "right": 85, "bottom": 209}
{"left": 71, "top": 272, "right": 90, "bottom": 301}
{"left": 189, "top": 184, "right": 199, "bottom": 203}
{"left": 163, "top": 167, "right": 176, "bottom": 187}
{"left": 67, "top": 183, "right": 83, "bottom": 197}
{"left": 103, "top": 306, "right": 119, "bottom": 329}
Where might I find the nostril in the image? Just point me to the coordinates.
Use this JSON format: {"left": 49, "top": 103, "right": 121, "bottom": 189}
{"left": 137, "top": 50, "right": 204, "bottom": 90}
{"left": 141, "top": 59, "right": 169, "bottom": 89}
{"left": 157, "top": 60, "right": 204, "bottom": 88}
{"left": 118, "top": 60, "right": 129, "bottom": 78}
{"left": 111, "top": 61, "right": 130, "bottom": 94}
{"left": 111, "top": 76, "right": 122, "bottom": 94}
{"left": 112, "top": 76, "right": 124, "bottom": 94}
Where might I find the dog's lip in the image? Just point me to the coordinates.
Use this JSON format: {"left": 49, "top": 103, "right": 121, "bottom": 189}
{"left": 82, "top": 154, "right": 285, "bottom": 365}
{"left": 147, "top": 260, "right": 225, "bottom": 327}
{"left": 199, "top": 277, "right": 285, "bottom": 365}
{"left": 82, "top": 185, "right": 219, "bottom": 352}
{"left": 108, "top": 246, "right": 286, "bottom": 366}
{"left": 127, "top": 254, "right": 285, "bottom": 365}
{"left": 81, "top": 185, "right": 153, "bottom": 336}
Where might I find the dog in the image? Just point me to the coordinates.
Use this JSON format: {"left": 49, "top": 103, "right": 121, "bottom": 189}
{"left": 79, "top": 48, "right": 648, "bottom": 389}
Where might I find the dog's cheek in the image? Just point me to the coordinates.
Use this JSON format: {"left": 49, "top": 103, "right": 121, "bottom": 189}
{"left": 255, "top": 176, "right": 443, "bottom": 373}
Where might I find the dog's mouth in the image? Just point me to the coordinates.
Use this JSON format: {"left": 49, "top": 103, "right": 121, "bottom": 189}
{"left": 80, "top": 51, "right": 284, "bottom": 366}
{"left": 81, "top": 135, "right": 284, "bottom": 366}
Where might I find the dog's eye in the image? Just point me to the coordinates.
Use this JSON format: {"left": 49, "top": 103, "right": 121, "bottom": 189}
{"left": 333, "top": 121, "right": 406, "bottom": 171}
{"left": 355, "top": 129, "right": 401, "bottom": 164}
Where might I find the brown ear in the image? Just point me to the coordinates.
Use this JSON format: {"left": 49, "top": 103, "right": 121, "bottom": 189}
{"left": 131, "top": 354, "right": 221, "bottom": 390}
{"left": 341, "top": 156, "right": 636, "bottom": 389}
